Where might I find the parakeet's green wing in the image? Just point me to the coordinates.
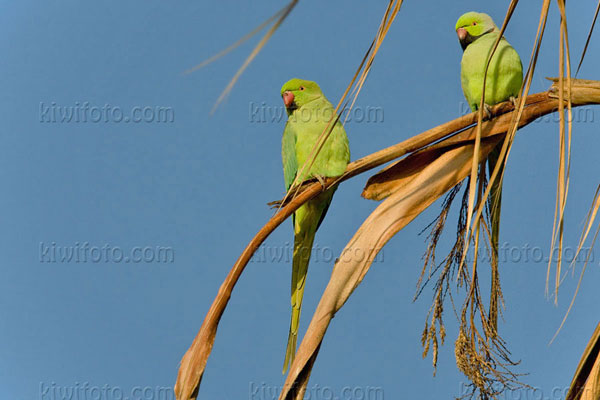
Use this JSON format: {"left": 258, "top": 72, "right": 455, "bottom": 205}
{"left": 461, "top": 34, "right": 523, "bottom": 111}
{"left": 313, "top": 120, "right": 349, "bottom": 230}
{"left": 282, "top": 121, "right": 298, "bottom": 191}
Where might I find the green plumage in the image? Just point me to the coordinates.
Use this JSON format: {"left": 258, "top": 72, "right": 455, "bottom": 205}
{"left": 456, "top": 12, "right": 523, "bottom": 300}
{"left": 457, "top": 12, "right": 523, "bottom": 112}
{"left": 280, "top": 78, "right": 350, "bottom": 373}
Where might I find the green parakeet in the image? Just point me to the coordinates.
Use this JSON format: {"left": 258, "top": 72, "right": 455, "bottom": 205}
{"left": 455, "top": 12, "right": 523, "bottom": 267}
{"left": 280, "top": 78, "right": 350, "bottom": 373}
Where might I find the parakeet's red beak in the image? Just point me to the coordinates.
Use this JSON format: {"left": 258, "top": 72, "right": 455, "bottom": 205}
{"left": 457, "top": 27, "right": 467, "bottom": 41}
{"left": 283, "top": 91, "right": 294, "bottom": 108}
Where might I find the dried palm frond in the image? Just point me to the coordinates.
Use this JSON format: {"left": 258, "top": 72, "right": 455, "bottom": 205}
{"left": 551, "top": 185, "right": 600, "bottom": 344}
{"left": 575, "top": 0, "right": 600, "bottom": 77}
{"left": 546, "top": 0, "right": 574, "bottom": 305}
{"left": 184, "top": 0, "right": 298, "bottom": 114}
{"left": 566, "top": 323, "right": 600, "bottom": 400}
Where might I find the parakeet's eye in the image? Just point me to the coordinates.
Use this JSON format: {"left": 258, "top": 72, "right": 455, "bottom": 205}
{"left": 299, "top": 86, "right": 305, "bottom": 91}
{"left": 472, "top": 22, "right": 477, "bottom": 26}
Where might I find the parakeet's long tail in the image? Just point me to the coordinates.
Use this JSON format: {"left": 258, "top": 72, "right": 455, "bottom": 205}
{"left": 282, "top": 219, "right": 317, "bottom": 374}
{"left": 487, "top": 143, "right": 504, "bottom": 254}
{"left": 487, "top": 143, "right": 504, "bottom": 330}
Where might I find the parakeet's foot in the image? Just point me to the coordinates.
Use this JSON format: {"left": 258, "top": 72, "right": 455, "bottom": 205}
{"left": 267, "top": 179, "right": 321, "bottom": 209}
{"left": 267, "top": 185, "right": 302, "bottom": 209}
{"left": 509, "top": 96, "right": 519, "bottom": 108}
{"left": 483, "top": 103, "right": 493, "bottom": 120}
{"left": 314, "top": 174, "right": 327, "bottom": 191}
{"left": 267, "top": 199, "right": 283, "bottom": 208}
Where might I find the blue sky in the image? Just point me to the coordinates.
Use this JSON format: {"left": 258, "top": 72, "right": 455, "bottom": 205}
{"left": 2, "top": 1, "right": 599, "bottom": 399}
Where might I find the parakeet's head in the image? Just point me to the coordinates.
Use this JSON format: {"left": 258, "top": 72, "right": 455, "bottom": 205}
{"left": 455, "top": 12, "right": 499, "bottom": 50}
{"left": 280, "top": 79, "right": 323, "bottom": 111}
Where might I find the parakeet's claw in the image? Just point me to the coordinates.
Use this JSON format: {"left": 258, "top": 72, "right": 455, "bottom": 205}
{"left": 267, "top": 199, "right": 283, "bottom": 209}
{"left": 267, "top": 184, "right": 303, "bottom": 209}
{"left": 483, "top": 103, "right": 493, "bottom": 120}
{"left": 509, "top": 96, "right": 519, "bottom": 108}
{"left": 314, "top": 174, "right": 327, "bottom": 191}
{"left": 267, "top": 179, "right": 321, "bottom": 209}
